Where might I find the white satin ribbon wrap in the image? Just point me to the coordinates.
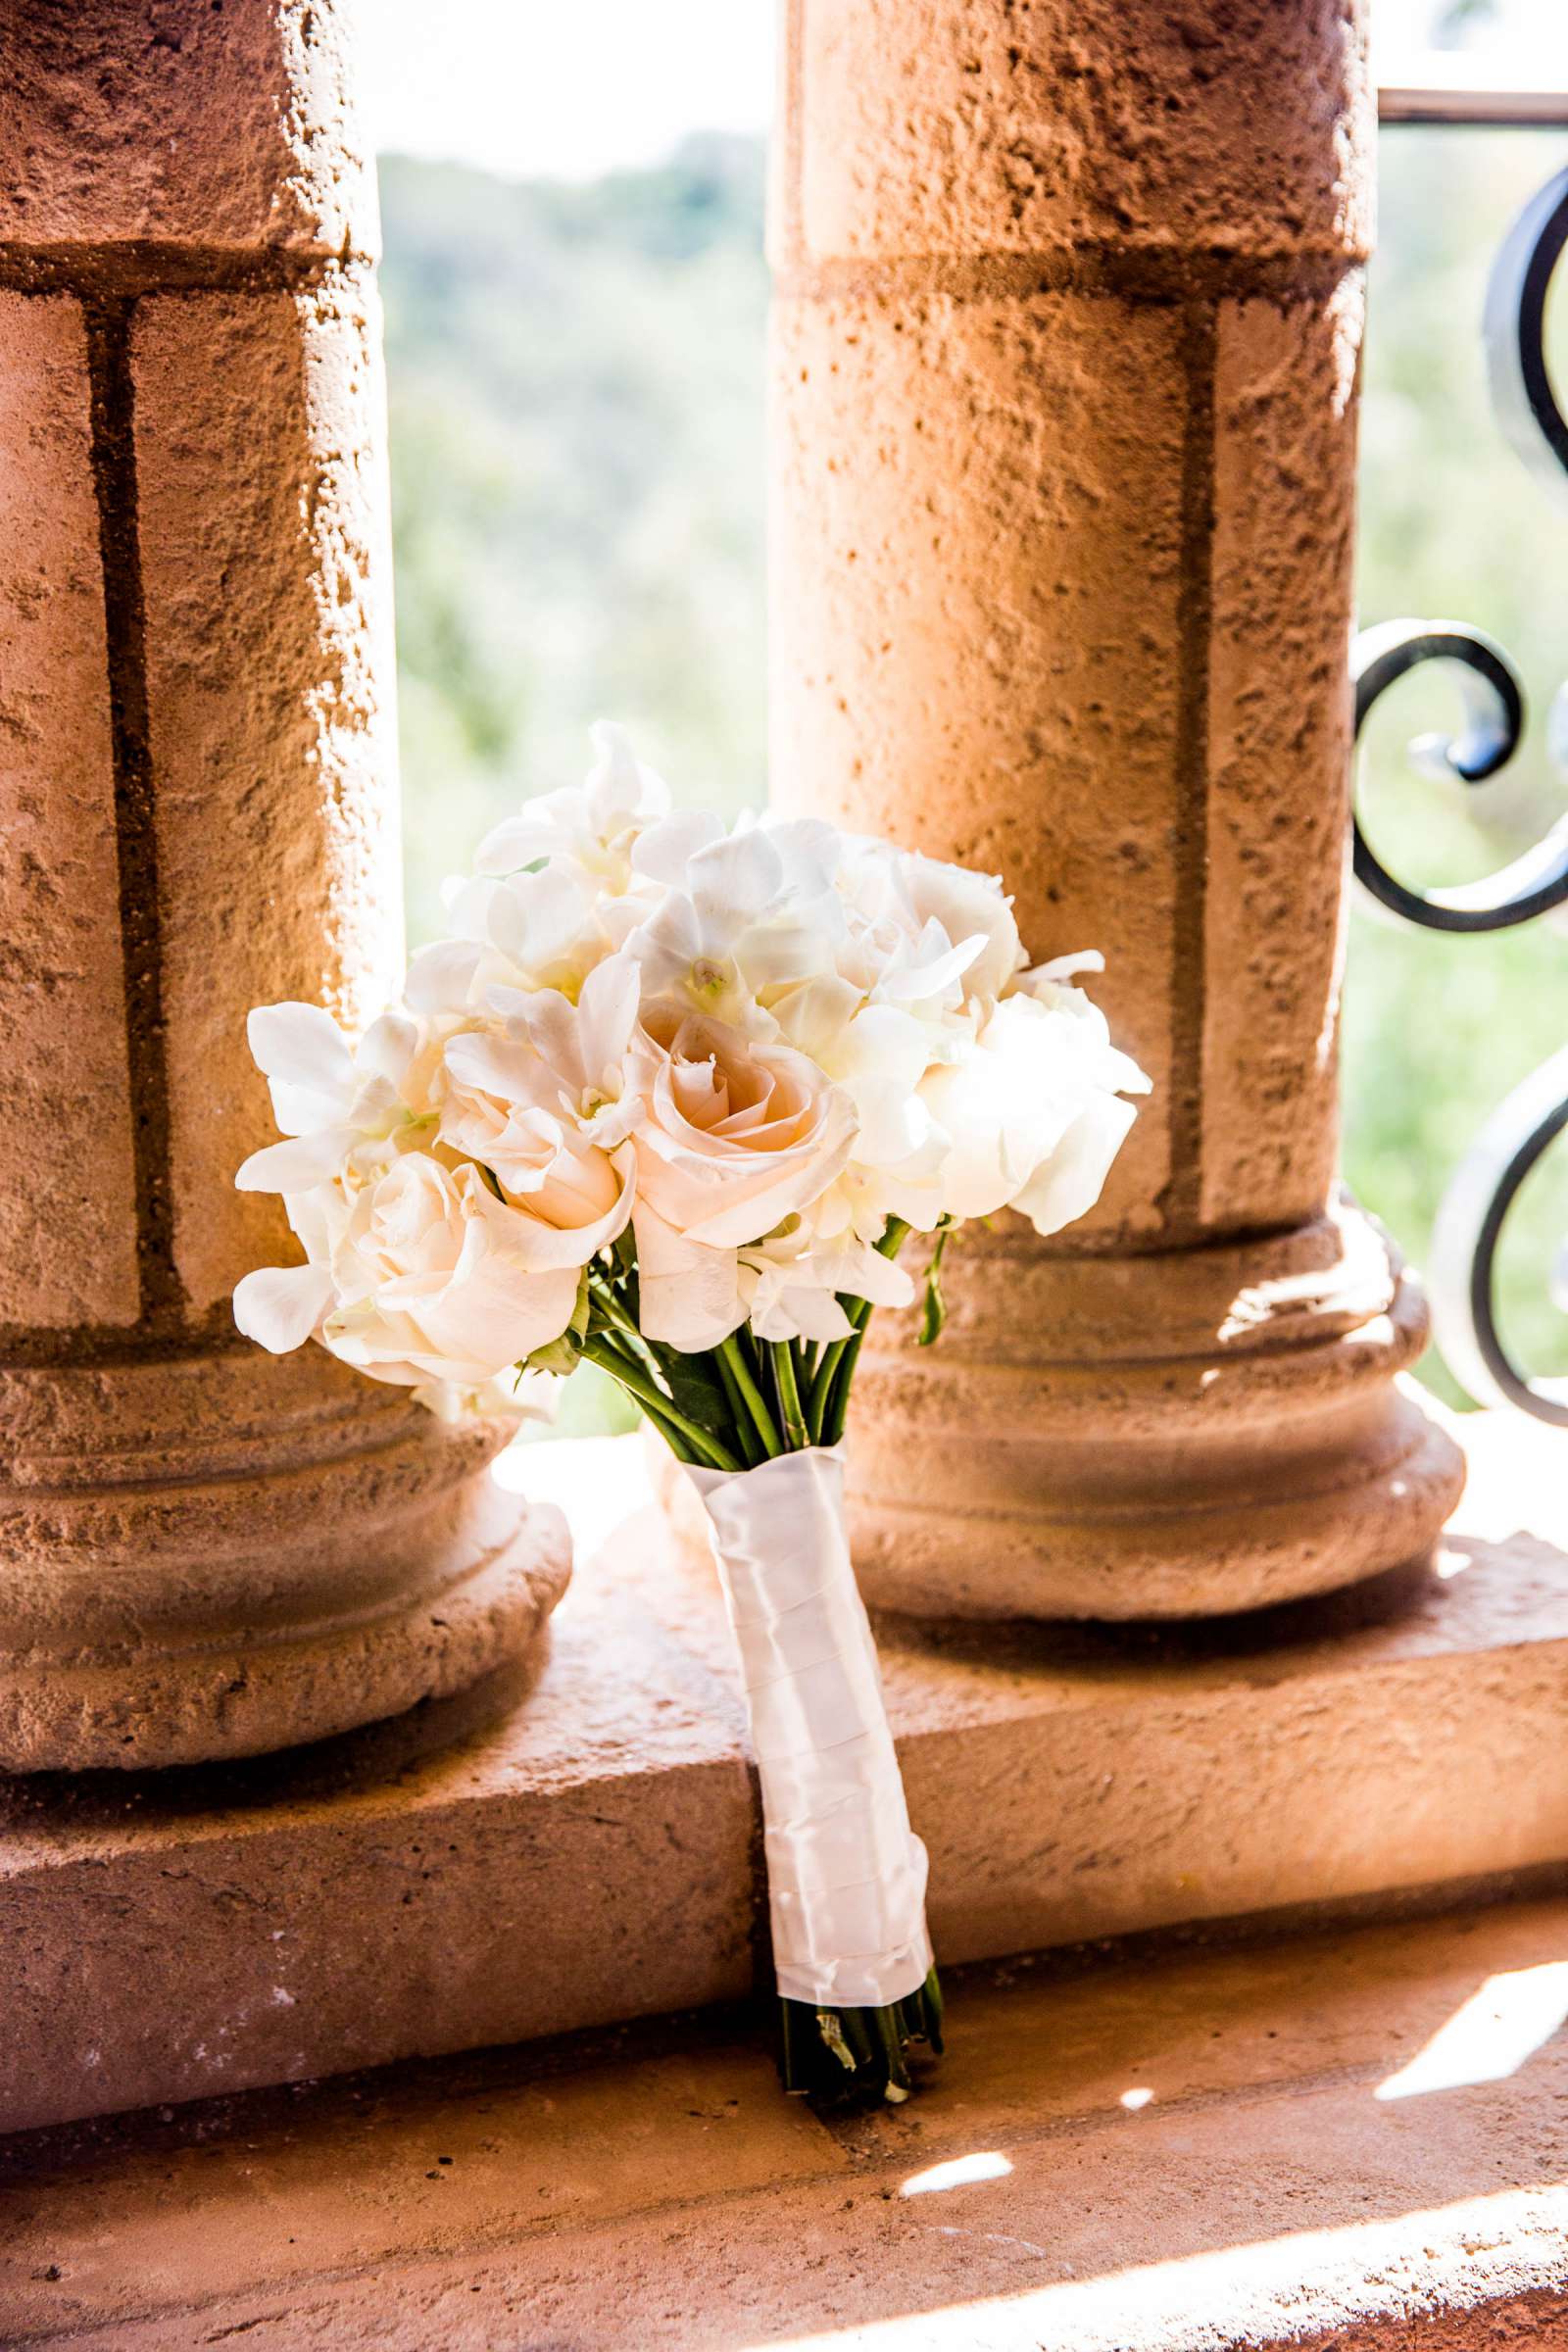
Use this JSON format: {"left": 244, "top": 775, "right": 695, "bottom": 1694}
{"left": 685, "top": 1446, "right": 933, "bottom": 2010}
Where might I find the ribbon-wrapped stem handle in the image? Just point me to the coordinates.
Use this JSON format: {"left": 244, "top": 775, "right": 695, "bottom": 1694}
{"left": 687, "top": 1446, "right": 943, "bottom": 2099}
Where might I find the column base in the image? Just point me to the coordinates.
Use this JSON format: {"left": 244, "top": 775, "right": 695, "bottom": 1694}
{"left": 844, "top": 1199, "right": 1466, "bottom": 1620}
{"left": 0, "top": 1348, "right": 570, "bottom": 1771}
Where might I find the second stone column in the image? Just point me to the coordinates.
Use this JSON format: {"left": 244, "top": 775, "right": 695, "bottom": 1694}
{"left": 769, "top": 0, "right": 1464, "bottom": 1616}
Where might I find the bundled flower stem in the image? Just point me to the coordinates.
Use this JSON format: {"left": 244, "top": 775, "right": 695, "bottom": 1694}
{"left": 231, "top": 725, "right": 1149, "bottom": 2104}
{"left": 582, "top": 1219, "right": 933, "bottom": 2097}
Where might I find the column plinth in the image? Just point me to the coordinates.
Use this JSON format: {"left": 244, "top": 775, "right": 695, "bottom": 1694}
{"left": 0, "top": 0, "right": 568, "bottom": 1768}
{"left": 769, "top": 0, "right": 1464, "bottom": 1616}
{"left": 847, "top": 1211, "right": 1460, "bottom": 1620}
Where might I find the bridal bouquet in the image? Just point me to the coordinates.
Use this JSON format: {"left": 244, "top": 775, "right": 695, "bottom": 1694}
{"left": 234, "top": 726, "right": 1149, "bottom": 2100}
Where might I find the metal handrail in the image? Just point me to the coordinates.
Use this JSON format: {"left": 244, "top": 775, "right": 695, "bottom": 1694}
{"left": 1378, "top": 55, "right": 1568, "bottom": 126}
{"left": 1380, "top": 85, "right": 1568, "bottom": 127}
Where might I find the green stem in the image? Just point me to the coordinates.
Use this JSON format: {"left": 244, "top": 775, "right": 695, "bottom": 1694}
{"left": 636, "top": 1394, "right": 701, "bottom": 1464}
{"left": 771, "top": 1340, "right": 809, "bottom": 1452}
{"left": 712, "top": 1343, "right": 764, "bottom": 1469}
{"left": 592, "top": 1283, "right": 648, "bottom": 1353}
{"left": 820, "top": 1323, "right": 870, "bottom": 1449}
{"left": 806, "top": 1314, "right": 864, "bottom": 1445}
{"left": 717, "top": 1334, "right": 781, "bottom": 1458}
{"left": 778, "top": 1966, "right": 944, "bottom": 2101}
{"left": 581, "top": 1337, "right": 743, "bottom": 1473}
{"left": 815, "top": 1218, "right": 912, "bottom": 1448}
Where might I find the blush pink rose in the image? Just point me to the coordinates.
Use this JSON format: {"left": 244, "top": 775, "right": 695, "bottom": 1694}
{"left": 629, "top": 1009, "right": 855, "bottom": 1348}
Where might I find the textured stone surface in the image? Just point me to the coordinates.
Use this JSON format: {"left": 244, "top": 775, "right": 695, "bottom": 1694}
{"left": 0, "top": 1355, "right": 571, "bottom": 1771}
{"left": 770, "top": 0, "right": 1454, "bottom": 1617}
{"left": 0, "top": 1475, "right": 747, "bottom": 2130}
{"left": 3, "top": 1417, "right": 1566, "bottom": 2135}
{"left": 0, "top": 292, "right": 138, "bottom": 1327}
{"left": 1202, "top": 286, "right": 1365, "bottom": 1230}
{"left": 790, "top": 0, "right": 1375, "bottom": 266}
{"left": 134, "top": 280, "right": 401, "bottom": 1309}
{"left": 847, "top": 1212, "right": 1463, "bottom": 1619}
{"left": 769, "top": 287, "right": 1185, "bottom": 1238}
{"left": 0, "top": 0, "right": 376, "bottom": 260}
{"left": 4, "top": 1893, "right": 1567, "bottom": 2348}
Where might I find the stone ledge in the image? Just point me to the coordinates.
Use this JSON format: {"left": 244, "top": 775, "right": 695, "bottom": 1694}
{"left": 6, "top": 1894, "right": 1568, "bottom": 2347}
{"left": 5, "top": 1410, "right": 1568, "bottom": 2134}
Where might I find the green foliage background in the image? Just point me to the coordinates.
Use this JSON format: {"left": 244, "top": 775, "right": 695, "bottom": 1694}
{"left": 380, "top": 123, "right": 1568, "bottom": 1419}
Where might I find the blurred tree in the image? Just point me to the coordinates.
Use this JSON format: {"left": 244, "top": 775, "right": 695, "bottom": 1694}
{"left": 381, "top": 134, "right": 768, "bottom": 947}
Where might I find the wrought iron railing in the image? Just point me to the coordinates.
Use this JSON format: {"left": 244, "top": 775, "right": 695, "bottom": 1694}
{"left": 1360, "top": 75, "right": 1568, "bottom": 1420}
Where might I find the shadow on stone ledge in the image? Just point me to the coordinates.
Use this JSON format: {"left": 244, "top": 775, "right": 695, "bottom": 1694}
{"left": 0, "top": 1638, "right": 553, "bottom": 1830}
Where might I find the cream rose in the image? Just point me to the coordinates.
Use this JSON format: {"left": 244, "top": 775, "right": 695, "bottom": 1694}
{"left": 235, "top": 1147, "right": 626, "bottom": 1388}
{"left": 630, "top": 1008, "right": 856, "bottom": 1348}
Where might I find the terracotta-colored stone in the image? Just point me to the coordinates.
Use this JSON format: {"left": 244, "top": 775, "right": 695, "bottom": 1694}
{"left": 0, "top": 292, "right": 138, "bottom": 1327}
{"left": 0, "top": 0, "right": 566, "bottom": 1771}
{"left": 1202, "top": 284, "right": 1364, "bottom": 1230}
{"left": 133, "top": 279, "right": 401, "bottom": 1308}
{"left": 0, "top": 1355, "right": 570, "bottom": 1771}
{"left": 769, "top": 0, "right": 1460, "bottom": 1617}
{"left": 0, "top": 2040, "right": 845, "bottom": 2331}
{"left": 769, "top": 287, "right": 1185, "bottom": 1236}
{"left": 0, "top": 1490, "right": 747, "bottom": 2130}
{"left": 847, "top": 1215, "right": 1461, "bottom": 1619}
{"left": 5, "top": 1893, "right": 1568, "bottom": 2350}
{"left": 0, "top": 0, "right": 376, "bottom": 262}
{"left": 790, "top": 0, "right": 1375, "bottom": 267}
{"left": 5, "top": 1419, "right": 1568, "bottom": 2136}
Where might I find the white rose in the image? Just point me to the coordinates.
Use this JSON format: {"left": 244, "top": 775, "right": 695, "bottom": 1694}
{"left": 919, "top": 988, "right": 1150, "bottom": 1233}
{"left": 765, "top": 982, "right": 952, "bottom": 1248}
{"left": 838, "top": 841, "right": 1023, "bottom": 1006}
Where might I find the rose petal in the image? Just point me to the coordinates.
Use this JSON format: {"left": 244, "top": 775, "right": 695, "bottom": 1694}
{"left": 633, "top": 1202, "right": 746, "bottom": 1350}
{"left": 246, "top": 1003, "right": 354, "bottom": 1097}
{"left": 1011, "top": 1093, "right": 1139, "bottom": 1237}
{"left": 632, "top": 809, "right": 725, "bottom": 885}
{"left": 405, "top": 940, "right": 483, "bottom": 1014}
{"left": 233, "top": 1262, "right": 336, "bottom": 1353}
{"left": 235, "top": 1129, "right": 358, "bottom": 1192}
{"left": 686, "top": 825, "right": 784, "bottom": 934}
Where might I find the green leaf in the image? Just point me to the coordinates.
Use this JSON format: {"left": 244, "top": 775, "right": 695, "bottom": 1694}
{"left": 918, "top": 1222, "right": 953, "bottom": 1348}
{"left": 657, "top": 1342, "right": 738, "bottom": 1439}
{"left": 523, "top": 1265, "right": 592, "bottom": 1376}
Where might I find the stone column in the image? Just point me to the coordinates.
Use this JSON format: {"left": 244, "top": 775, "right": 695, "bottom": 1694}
{"left": 0, "top": 0, "right": 568, "bottom": 1768}
{"left": 770, "top": 0, "right": 1465, "bottom": 1617}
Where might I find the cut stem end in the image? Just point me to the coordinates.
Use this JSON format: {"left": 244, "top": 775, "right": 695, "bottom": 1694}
{"left": 778, "top": 1967, "right": 945, "bottom": 2103}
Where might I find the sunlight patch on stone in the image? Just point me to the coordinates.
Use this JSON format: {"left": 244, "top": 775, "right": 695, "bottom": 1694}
{"left": 1375, "top": 1960, "right": 1568, "bottom": 2100}
{"left": 900, "top": 2151, "right": 1014, "bottom": 2197}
